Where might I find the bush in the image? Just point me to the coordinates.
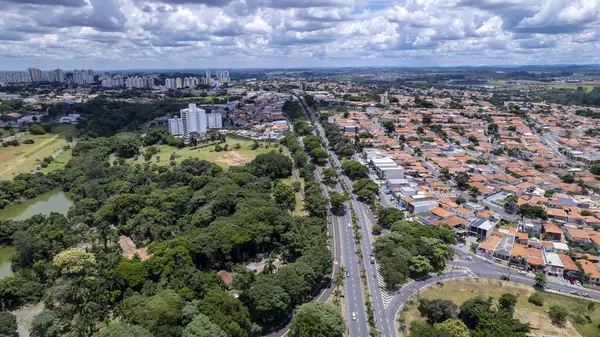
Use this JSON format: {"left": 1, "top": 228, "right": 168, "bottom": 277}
{"left": 23, "top": 139, "right": 35, "bottom": 144}
{"left": 548, "top": 305, "right": 568, "bottom": 326}
{"left": 29, "top": 124, "right": 46, "bottom": 135}
{"left": 528, "top": 292, "right": 544, "bottom": 306}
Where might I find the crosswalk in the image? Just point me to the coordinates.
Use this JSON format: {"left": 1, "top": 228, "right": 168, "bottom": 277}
{"left": 375, "top": 264, "right": 395, "bottom": 308}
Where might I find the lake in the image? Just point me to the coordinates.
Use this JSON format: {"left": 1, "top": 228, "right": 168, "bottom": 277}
{"left": 0, "top": 190, "right": 73, "bottom": 279}
{"left": 0, "top": 190, "right": 73, "bottom": 221}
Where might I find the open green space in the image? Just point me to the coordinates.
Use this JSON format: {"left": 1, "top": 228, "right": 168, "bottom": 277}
{"left": 281, "top": 176, "right": 307, "bottom": 216}
{"left": 41, "top": 147, "right": 73, "bottom": 174}
{"left": 134, "top": 136, "right": 275, "bottom": 168}
{"left": 400, "top": 278, "right": 598, "bottom": 337}
{"left": 0, "top": 125, "right": 75, "bottom": 180}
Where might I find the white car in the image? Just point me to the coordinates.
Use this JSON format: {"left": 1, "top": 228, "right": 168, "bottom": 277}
{"left": 576, "top": 280, "right": 582, "bottom": 287}
{"left": 518, "top": 270, "right": 527, "bottom": 275}
{"left": 347, "top": 223, "right": 351, "bottom": 228}
{"left": 352, "top": 312, "right": 357, "bottom": 321}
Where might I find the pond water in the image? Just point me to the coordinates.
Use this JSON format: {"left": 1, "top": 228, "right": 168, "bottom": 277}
{"left": 0, "top": 190, "right": 73, "bottom": 221}
{"left": 0, "top": 190, "right": 73, "bottom": 279}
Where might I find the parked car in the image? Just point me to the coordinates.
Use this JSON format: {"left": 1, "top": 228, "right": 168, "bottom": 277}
{"left": 518, "top": 270, "right": 527, "bottom": 275}
{"left": 571, "top": 291, "right": 580, "bottom": 296}
{"left": 347, "top": 223, "right": 351, "bottom": 228}
{"left": 576, "top": 280, "right": 582, "bottom": 287}
{"left": 569, "top": 279, "right": 575, "bottom": 285}
{"left": 346, "top": 271, "right": 350, "bottom": 277}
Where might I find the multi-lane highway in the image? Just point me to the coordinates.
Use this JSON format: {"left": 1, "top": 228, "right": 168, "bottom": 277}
{"left": 299, "top": 97, "right": 396, "bottom": 337}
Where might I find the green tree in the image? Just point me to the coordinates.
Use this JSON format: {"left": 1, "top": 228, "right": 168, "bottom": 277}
{"left": 198, "top": 291, "right": 252, "bottom": 337}
{"left": 408, "top": 255, "right": 433, "bottom": 278}
{"left": 273, "top": 183, "right": 296, "bottom": 212}
{"left": 121, "top": 290, "right": 184, "bottom": 336}
{"left": 289, "top": 302, "right": 345, "bottom": 337}
{"left": 309, "top": 147, "right": 328, "bottom": 166}
{"left": 341, "top": 160, "right": 369, "bottom": 180}
{"left": 498, "top": 293, "right": 517, "bottom": 314}
{"left": 52, "top": 248, "right": 96, "bottom": 276}
{"left": 29, "top": 124, "right": 46, "bottom": 135}
{"left": 30, "top": 310, "right": 61, "bottom": 337}
{"left": 455, "top": 197, "right": 466, "bottom": 205}
{"left": 118, "top": 258, "right": 149, "bottom": 289}
{"left": 418, "top": 299, "right": 458, "bottom": 324}
{"left": 182, "top": 313, "right": 228, "bottom": 337}
{"left": 245, "top": 281, "right": 291, "bottom": 326}
{"left": 459, "top": 297, "right": 492, "bottom": 329}
{"left": 377, "top": 207, "right": 404, "bottom": 228}
{"left": 329, "top": 192, "right": 349, "bottom": 214}
{"left": 534, "top": 272, "right": 547, "bottom": 289}
{"left": 250, "top": 151, "right": 293, "bottom": 179}
{"left": 0, "top": 312, "right": 17, "bottom": 337}
{"left": 434, "top": 318, "right": 470, "bottom": 337}
{"left": 322, "top": 168, "right": 338, "bottom": 186}
{"left": 94, "top": 323, "right": 153, "bottom": 337}
{"left": 548, "top": 305, "right": 568, "bottom": 326}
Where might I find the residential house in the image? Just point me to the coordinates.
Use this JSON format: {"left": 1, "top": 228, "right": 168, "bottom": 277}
{"left": 543, "top": 251, "right": 564, "bottom": 277}
{"left": 469, "top": 218, "right": 496, "bottom": 240}
{"left": 543, "top": 223, "right": 562, "bottom": 242}
{"left": 559, "top": 254, "right": 581, "bottom": 281}
{"left": 565, "top": 228, "right": 591, "bottom": 246}
{"left": 578, "top": 259, "right": 600, "bottom": 285}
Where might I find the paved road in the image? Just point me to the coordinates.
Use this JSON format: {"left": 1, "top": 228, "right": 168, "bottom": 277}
{"left": 300, "top": 97, "right": 392, "bottom": 337}
{"left": 384, "top": 248, "right": 600, "bottom": 336}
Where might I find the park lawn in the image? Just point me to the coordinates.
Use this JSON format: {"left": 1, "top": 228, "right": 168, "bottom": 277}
{"left": 136, "top": 137, "right": 274, "bottom": 168}
{"left": 547, "top": 84, "right": 595, "bottom": 92}
{"left": 400, "top": 278, "right": 593, "bottom": 337}
{"left": 280, "top": 176, "right": 306, "bottom": 216}
{"left": 0, "top": 125, "right": 74, "bottom": 180}
{"left": 41, "top": 147, "right": 73, "bottom": 173}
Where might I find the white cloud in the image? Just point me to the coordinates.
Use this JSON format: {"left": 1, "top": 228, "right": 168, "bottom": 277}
{"left": 0, "top": 0, "right": 599, "bottom": 69}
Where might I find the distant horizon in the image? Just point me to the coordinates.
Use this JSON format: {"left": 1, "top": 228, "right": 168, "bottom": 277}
{"left": 2, "top": 63, "right": 600, "bottom": 73}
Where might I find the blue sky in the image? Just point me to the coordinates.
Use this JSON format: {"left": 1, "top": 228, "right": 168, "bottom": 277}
{"left": 0, "top": 0, "right": 599, "bottom": 71}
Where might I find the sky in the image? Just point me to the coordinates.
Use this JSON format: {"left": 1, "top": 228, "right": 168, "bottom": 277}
{"left": 1, "top": 0, "right": 599, "bottom": 71}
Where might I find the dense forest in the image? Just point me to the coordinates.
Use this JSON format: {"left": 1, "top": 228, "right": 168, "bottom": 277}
{"left": 0, "top": 128, "right": 338, "bottom": 336}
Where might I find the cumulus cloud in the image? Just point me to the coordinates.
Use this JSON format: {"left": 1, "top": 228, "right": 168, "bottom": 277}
{"left": 0, "top": 0, "right": 599, "bottom": 69}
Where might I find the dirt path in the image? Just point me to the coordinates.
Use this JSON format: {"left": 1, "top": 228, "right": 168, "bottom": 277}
{"left": 12, "top": 302, "right": 44, "bottom": 337}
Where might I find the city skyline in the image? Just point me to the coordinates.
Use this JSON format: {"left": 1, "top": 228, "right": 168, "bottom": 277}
{"left": 1, "top": 0, "right": 599, "bottom": 70}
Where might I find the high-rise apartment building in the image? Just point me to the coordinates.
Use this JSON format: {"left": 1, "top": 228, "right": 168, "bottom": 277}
{"left": 176, "top": 77, "right": 183, "bottom": 89}
{"left": 125, "top": 76, "right": 154, "bottom": 89}
{"left": 101, "top": 75, "right": 124, "bottom": 87}
{"left": 216, "top": 71, "right": 230, "bottom": 83}
{"left": 205, "top": 70, "right": 211, "bottom": 81}
{"left": 168, "top": 103, "right": 222, "bottom": 138}
{"left": 28, "top": 68, "right": 43, "bottom": 82}
{"left": 72, "top": 69, "right": 94, "bottom": 85}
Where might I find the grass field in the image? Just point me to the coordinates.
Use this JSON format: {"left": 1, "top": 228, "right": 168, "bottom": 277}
{"left": 134, "top": 136, "right": 274, "bottom": 168}
{"left": 0, "top": 125, "right": 75, "bottom": 180}
{"left": 400, "top": 278, "right": 598, "bottom": 337}
{"left": 281, "top": 176, "right": 307, "bottom": 216}
{"left": 41, "top": 147, "right": 73, "bottom": 174}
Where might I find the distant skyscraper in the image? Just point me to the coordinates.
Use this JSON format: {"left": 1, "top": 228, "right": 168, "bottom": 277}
{"left": 380, "top": 92, "right": 389, "bottom": 105}
{"left": 54, "top": 68, "right": 64, "bottom": 83}
{"left": 176, "top": 77, "right": 183, "bottom": 89}
{"left": 207, "top": 112, "right": 223, "bottom": 129}
{"left": 205, "top": 70, "right": 211, "bottom": 80}
{"left": 72, "top": 69, "right": 94, "bottom": 85}
{"left": 28, "top": 68, "right": 42, "bottom": 82}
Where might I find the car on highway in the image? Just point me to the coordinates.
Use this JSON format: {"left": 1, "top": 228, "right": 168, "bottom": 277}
{"left": 583, "top": 293, "right": 591, "bottom": 298}
{"left": 370, "top": 256, "right": 375, "bottom": 264}
{"left": 466, "top": 256, "right": 473, "bottom": 261}
{"left": 518, "top": 270, "right": 527, "bottom": 275}
{"left": 352, "top": 312, "right": 356, "bottom": 321}
{"left": 346, "top": 271, "right": 350, "bottom": 277}
{"left": 347, "top": 223, "right": 351, "bottom": 228}
{"left": 571, "top": 290, "right": 580, "bottom": 296}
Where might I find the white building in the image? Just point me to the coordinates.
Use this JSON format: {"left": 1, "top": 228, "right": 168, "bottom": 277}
{"left": 165, "top": 78, "right": 176, "bottom": 89}
{"left": 216, "top": 71, "right": 230, "bottom": 83}
{"left": 125, "top": 76, "right": 154, "bottom": 89}
{"left": 72, "top": 69, "right": 94, "bottom": 85}
{"left": 176, "top": 77, "right": 183, "bottom": 89}
{"left": 207, "top": 112, "right": 223, "bottom": 129}
{"left": 168, "top": 104, "right": 223, "bottom": 138}
{"left": 380, "top": 92, "right": 389, "bottom": 105}
{"left": 168, "top": 117, "right": 184, "bottom": 136}
{"left": 28, "top": 68, "right": 43, "bottom": 83}
{"left": 101, "top": 75, "right": 124, "bottom": 87}
{"left": 59, "top": 114, "right": 81, "bottom": 124}
{"left": 183, "top": 77, "right": 198, "bottom": 88}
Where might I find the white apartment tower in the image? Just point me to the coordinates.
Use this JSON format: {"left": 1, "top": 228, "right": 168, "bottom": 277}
{"left": 380, "top": 92, "right": 389, "bottom": 105}
{"left": 168, "top": 103, "right": 223, "bottom": 138}
{"left": 28, "top": 68, "right": 43, "bottom": 82}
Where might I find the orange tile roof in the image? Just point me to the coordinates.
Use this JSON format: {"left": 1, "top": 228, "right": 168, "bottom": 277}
{"left": 559, "top": 254, "right": 578, "bottom": 271}
{"left": 578, "top": 259, "right": 600, "bottom": 279}
{"left": 547, "top": 208, "right": 566, "bottom": 217}
{"left": 527, "top": 248, "right": 544, "bottom": 266}
{"left": 435, "top": 215, "right": 468, "bottom": 227}
{"left": 544, "top": 223, "right": 562, "bottom": 234}
{"left": 516, "top": 232, "right": 528, "bottom": 241}
{"left": 430, "top": 207, "right": 453, "bottom": 218}
{"left": 567, "top": 228, "right": 590, "bottom": 240}
{"left": 479, "top": 235, "right": 501, "bottom": 251}
{"left": 510, "top": 244, "right": 528, "bottom": 258}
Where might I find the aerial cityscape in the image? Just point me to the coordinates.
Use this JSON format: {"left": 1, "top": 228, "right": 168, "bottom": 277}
{"left": 2, "top": 1, "right": 600, "bottom": 337}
